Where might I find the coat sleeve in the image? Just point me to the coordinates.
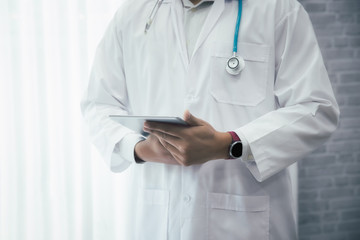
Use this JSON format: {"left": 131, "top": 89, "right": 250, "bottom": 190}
{"left": 236, "top": 4, "right": 340, "bottom": 182}
{"left": 81, "top": 11, "right": 144, "bottom": 172}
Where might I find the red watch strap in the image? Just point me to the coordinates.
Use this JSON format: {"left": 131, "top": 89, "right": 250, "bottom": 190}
{"left": 228, "top": 131, "right": 240, "bottom": 142}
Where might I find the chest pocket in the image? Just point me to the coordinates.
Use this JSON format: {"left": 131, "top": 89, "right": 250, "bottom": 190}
{"left": 210, "top": 42, "right": 270, "bottom": 106}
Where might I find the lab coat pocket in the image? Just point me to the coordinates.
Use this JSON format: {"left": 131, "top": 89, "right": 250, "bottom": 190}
{"left": 210, "top": 43, "right": 270, "bottom": 106}
{"left": 207, "top": 193, "right": 269, "bottom": 240}
{"left": 136, "top": 189, "right": 170, "bottom": 240}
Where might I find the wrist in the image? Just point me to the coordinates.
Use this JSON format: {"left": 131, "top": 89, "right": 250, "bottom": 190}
{"left": 214, "top": 131, "right": 233, "bottom": 159}
{"left": 134, "top": 140, "right": 147, "bottom": 163}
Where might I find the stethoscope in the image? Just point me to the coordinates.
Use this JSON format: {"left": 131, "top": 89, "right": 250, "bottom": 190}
{"left": 145, "top": 0, "right": 244, "bottom": 76}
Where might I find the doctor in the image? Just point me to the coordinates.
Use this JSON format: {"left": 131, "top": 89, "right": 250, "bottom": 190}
{"left": 81, "top": 0, "right": 339, "bottom": 239}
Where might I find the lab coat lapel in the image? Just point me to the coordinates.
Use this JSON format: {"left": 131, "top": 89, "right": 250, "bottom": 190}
{"left": 191, "top": 0, "right": 225, "bottom": 60}
{"left": 171, "top": 0, "right": 190, "bottom": 66}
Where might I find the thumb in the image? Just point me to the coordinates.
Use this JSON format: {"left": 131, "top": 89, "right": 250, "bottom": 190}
{"left": 183, "top": 110, "right": 203, "bottom": 126}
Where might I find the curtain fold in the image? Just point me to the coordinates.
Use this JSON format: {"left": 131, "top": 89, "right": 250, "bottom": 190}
{"left": 0, "top": 1, "right": 130, "bottom": 239}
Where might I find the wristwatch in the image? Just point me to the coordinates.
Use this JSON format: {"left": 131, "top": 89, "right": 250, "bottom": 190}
{"left": 228, "top": 131, "right": 243, "bottom": 159}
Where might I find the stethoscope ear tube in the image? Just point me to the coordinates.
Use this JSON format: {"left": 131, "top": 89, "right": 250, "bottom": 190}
{"left": 144, "top": 0, "right": 164, "bottom": 33}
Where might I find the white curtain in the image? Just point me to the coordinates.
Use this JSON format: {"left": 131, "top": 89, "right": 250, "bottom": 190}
{"left": 0, "top": 0, "right": 132, "bottom": 239}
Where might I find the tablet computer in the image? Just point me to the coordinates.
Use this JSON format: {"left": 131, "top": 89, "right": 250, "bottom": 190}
{"left": 109, "top": 115, "right": 188, "bottom": 135}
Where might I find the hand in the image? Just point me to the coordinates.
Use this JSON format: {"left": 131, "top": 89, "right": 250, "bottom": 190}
{"left": 144, "top": 110, "right": 232, "bottom": 166}
{"left": 134, "top": 134, "right": 179, "bottom": 165}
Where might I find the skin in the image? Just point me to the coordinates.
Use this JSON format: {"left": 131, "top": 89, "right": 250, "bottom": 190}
{"left": 134, "top": 110, "right": 233, "bottom": 166}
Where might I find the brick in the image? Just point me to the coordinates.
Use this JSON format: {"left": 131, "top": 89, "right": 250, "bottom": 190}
{"left": 322, "top": 49, "right": 355, "bottom": 60}
{"left": 304, "top": 3, "right": 326, "bottom": 13}
{"left": 329, "top": 60, "right": 360, "bottom": 71}
{"left": 327, "top": 141, "right": 360, "bottom": 153}
{"left": 321, "top": 188, "right": 354, "bottom": 199}
{"left": 349, "top": 37, "right": 360, "bottom": 47}
{"left": 346, "top": 24, "right": 360, "bottom": 36}
{"left": 348, "top": 37, "right": 360, "bottom": 47}
{"left": 299, "top": 224, "right": 322, "bottom": 235}
{"left": 306, "top": 166, "right": 344, "bottom": 177}
{"left": 335, "top": 176, "right": 349, "bottom": 186}
{"left": 350, "top": 176, "right": 360, "bottom": 185}
{"left": 336, "top": 153, "right": 355, "bottom": 163}
{"left": 341, "top": 106, "right": 360, "bottom": 118}
{"left": 299, "top": 233, "right": 349, "bottom": 240}
{"left": 337, "top": 84, "right": 360, "bottom": 94}
{"left": 300, "top": 177, "right": 333, "bottom": 189}
{"left": 337, "top": 13, "right": 356, "bottom": 23}
{"left": 299, "top": 190, "right": 319, "bottom": 200}
{"left": 331, "top": 129, "right": 360, "bottom": 141}
{"left": 327, "top": 1, "right": 360, "bottom": 13}
{"left": 299, "top": 200, "right": 330, "bottom": 212}
{"left": 299, "top": 168, "right": 306, "bottom": 178}
{"left": 342, "top": 210, "right": 360, "bottom": 220}
{"left": 316, "top": 26, "right": 344, "bottom": 37}
{"left": 339, "top": 73, "right": 360, "bottom": 84}
{"left": 322, "top": 223, "right": 336, "bottom": 233}
{"left": 302, "top": 155, "right": 336, "bottom": 167}
{"left": 323, "top": 212, "right": 339, "bottom": 221}
{"left": 299, "top": 213, "right": 321, "bottom": 225}
{"left": 346, "top": 165, "right": 360, "bottom": 174}
{"left": 309, "top": 14, "right": 336, "bottom": 26}
{"left": 348, "top": 231, "right": 360, "bottom": 240}
{"left": 348, "top": 96, "right": 360, "bottom": 105}
{"left": 337, "top": 107, "right": 360, "bottom": 118}
{"left": 331, "top": 198, "right": 360, "bottom": 210}
{"left": 338, "top": 220, "right": 360, "bottom": 231}
{"left": 339, "top": 119, "right": 360, "bottom": 129}
{"left": 336, "top": 156, "right": 357, "bottom": 164}
{"left": 318, "top": 37, "right": 333, "bottom": 49}
{"left": 334, "top": 37, "right": 349, "bottom": 47}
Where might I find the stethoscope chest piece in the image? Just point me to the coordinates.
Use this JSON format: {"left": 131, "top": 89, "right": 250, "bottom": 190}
{"left": 226, "top": 56, "right": 245, "bottom": 75}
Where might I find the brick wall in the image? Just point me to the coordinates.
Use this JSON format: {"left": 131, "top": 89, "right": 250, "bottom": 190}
{"left": 297, "top": 0, "right": 360, "bottom": 239}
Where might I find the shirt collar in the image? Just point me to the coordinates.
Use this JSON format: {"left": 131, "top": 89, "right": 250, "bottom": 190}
{"left": 182, "top": 0, "right": 215, "bottom": 9}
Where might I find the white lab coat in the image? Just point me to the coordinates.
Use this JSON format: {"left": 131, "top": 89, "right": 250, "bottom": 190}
{"left": 81, "top": 0, "right": 339, "bottom": 239}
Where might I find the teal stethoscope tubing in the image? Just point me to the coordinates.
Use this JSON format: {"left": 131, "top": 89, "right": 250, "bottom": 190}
{"left": 233, "top": 0, "right": 243, "bottom": 54}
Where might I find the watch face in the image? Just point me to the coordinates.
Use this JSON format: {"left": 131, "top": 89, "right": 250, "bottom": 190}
{"left": 231, "top": 141, "right": 243, "bottom": 158}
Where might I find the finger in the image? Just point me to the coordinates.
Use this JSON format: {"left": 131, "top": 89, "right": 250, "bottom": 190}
{"left": 149, "top": 129, "right": 181, "bottom": 146}
{"left": 157, "top": 137, "right": 184, "bottom": 165}
{"left": 183, "top": 110, "right": 204, "bottom": 126}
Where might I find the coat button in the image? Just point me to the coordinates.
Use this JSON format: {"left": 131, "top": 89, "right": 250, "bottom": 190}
{"left": 183, "top": 195, "right": 191, "bottom": 203}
